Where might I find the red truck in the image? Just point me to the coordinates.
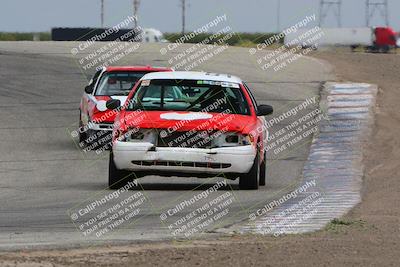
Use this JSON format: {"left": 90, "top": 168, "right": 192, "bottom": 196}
{"left": 284, "top": 26, "right": 399, "bottom": 53}
{"left": 367, "top": 27, "right": 399, "bottom": 53}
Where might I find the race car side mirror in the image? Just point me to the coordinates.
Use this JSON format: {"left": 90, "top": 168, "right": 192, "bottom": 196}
{"left": 85, "top": 85, "right": 94, "bottom": 94}
{"left": 257, "top": 105, "right": 273, "bottom": 116}
{"left": 106, "top": 99, "right": 121, "bottom": 110}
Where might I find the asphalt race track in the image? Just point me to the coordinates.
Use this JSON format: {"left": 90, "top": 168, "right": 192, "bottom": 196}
{"left": 0, "top": 42, "right": 334, "bottom": 249}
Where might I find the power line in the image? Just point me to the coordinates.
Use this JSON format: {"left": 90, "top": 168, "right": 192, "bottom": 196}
{"left": 277, "top": 0, "right": 281, "bottom": 32}
{"left": 319, "top": 0, "right": 342, "bottom": 27}
{"left": 366, "top": 0, "right": 389, "bottom": 27}
{"left": 180, "top": 0, "right": 186, "bottom": 35}
{"left": 133, "top": 0, "right": 140, "bottom": 28}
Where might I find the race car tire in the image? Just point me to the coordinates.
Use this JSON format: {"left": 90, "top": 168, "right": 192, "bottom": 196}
{"left": 78, "top": 111, "right": 87, "bottom": 144}
{"left": 259, "top": 150, "right": 267, "bottom": 186}
{"left": 109, "top": 151, "right": 133, "bottom": 189}
{"left": 239, "top": 151, "right": 260, "bottom": 190}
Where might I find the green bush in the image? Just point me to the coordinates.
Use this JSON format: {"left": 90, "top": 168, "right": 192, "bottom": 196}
{"left": 0, "top": 31, "right": 281, "bottom": 48}
{"left": 0, "top": 32, "right": 51, "bottom": 41}
{"left": 164, "top": 32, "right": 281, "bottom": 47}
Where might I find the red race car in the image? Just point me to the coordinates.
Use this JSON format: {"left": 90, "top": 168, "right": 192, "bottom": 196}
{"left": 106, "top": 71, "right": 273, "bottom": 190}
{"left": 78, "top": 66, "right": 172, "bottom": 149}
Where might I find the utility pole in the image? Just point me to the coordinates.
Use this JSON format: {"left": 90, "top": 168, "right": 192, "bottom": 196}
{"left": 277, "top": 0, "right": 281, "bottom": 32}
{"left": 319, "top": 0, "right": 342, "bottom": 27}
{"left": 101, "top": 0, "right": 104, "bottom": 28}
{"left": 133, "top": 0, "right": 140, "bottom": 28}
{"left": 181, "top": 0, "right": 186, "bottom": 35}
{"left": 366, "top": 0, "right": 389, "bottom": 27}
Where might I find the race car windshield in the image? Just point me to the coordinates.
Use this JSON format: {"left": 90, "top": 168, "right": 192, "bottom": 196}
{"left": 127, "top": 79, "right": 251, "bottom": 115}
{"left": 95, "top": 72, "right": 147, "bottom": 96}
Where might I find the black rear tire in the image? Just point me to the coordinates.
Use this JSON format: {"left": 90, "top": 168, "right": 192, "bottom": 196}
{"left": 259, "top": 150, "right": 267, "bottom": 186}
{"left": 239, "top": 151, "right": 260, "bottom": 190}
{"left": 381, "top": 45, "right": 390, "bottom": 53}
{"left": 78, "top": 111, "right": 87, "bottom": 144}
{"left": 109, "top": 151, "right": 133, "bottom": 189}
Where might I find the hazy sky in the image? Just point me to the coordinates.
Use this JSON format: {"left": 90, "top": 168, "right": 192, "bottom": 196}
{"left": 1, "top": 0, "right": 399, "bottom": 32}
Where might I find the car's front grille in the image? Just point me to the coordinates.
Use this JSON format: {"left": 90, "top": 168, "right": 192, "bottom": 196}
{"left": 131, "top": 160, "right": 231, "bottom": 169}
{"left": 98, "top": 123, "right": 113, "bottom": 130}
{"left": 157, "top": 130, "right": 213, "bottom": 148}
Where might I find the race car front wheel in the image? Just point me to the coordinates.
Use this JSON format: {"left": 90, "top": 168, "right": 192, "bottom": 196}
{"left": 78, "top": 110, "right": 87, "bottom": 144}
{"left": 239, "top": 151, "right": 260, "bottom": 190}
{"left": 109, "top": 151, "right": 134, "bottom": 189}
{"left": 259, "top": 150, "right": 267, "bottom": 186}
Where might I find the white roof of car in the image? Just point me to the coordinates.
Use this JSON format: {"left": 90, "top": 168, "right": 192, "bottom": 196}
{"left": 140, "top": 71, "right": 243, "bottom": 84}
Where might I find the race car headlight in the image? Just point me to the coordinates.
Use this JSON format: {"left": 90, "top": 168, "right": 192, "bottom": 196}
{"left": 225, "top": 135, "right": 239, "bottom": 143}
{"left": 124, "top": 129, "right": 157, "bottom": 144}
{"left": 212, "top": 132, "right": 252, "bottom": 147}
{"left": 130, "top": 131, "right": 145, "bottom": 140}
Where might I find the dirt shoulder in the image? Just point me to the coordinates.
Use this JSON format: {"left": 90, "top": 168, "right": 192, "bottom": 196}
{"left": 1, "top": 51, "right": 399, "bottom": 266}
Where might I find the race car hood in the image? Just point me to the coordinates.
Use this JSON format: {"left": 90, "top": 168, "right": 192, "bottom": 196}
{"left": 123, "top": 110, "right": 257, "bottom": 134}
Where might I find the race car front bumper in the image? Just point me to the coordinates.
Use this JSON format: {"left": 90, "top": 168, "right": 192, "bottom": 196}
{"left": 112, "top": 141, "right": 256, "bottom": 175}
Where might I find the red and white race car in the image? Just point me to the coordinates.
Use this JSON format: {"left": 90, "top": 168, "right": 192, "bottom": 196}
{"left": 78, "top": 66, "right": 172, "bottom": 148}
{"left": 106, "top": 71, "right": 273, "bottom": 190}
